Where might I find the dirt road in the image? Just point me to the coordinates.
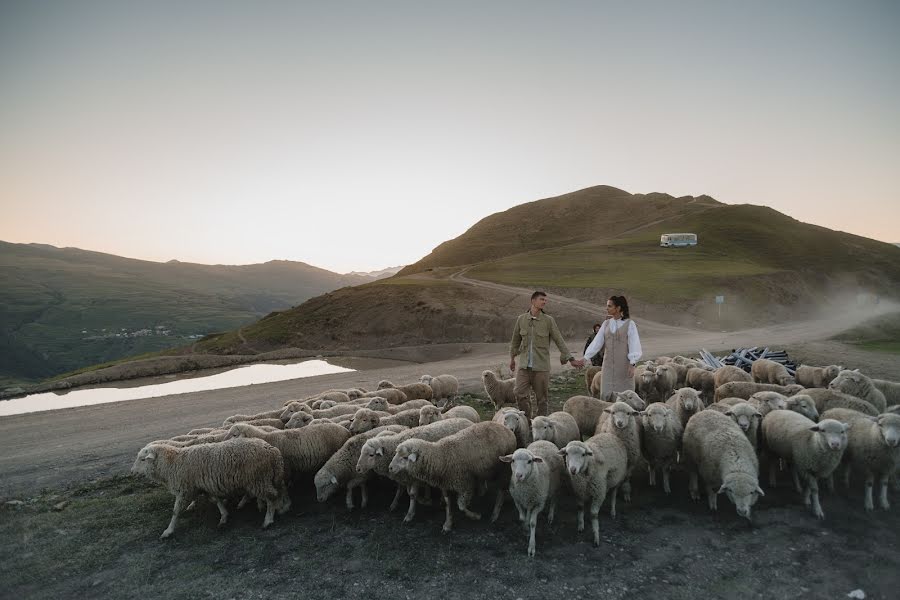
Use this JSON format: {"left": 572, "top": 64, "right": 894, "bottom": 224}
{"left": 1, "top": 302, "right": 898, "bottom": 499}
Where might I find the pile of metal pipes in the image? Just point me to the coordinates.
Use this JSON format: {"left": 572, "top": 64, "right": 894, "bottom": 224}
{"left": 699, "top": 347, "right": 797, "bottom": 376}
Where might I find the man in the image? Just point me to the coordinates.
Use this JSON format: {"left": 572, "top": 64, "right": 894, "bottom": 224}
{"left": 509, "top": 291, "right": 577, "bottom": 418}
{"left": 583, "top": 322, "right": 605, "bottom": 367}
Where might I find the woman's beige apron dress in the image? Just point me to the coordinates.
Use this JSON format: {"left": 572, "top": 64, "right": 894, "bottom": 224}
{"left": 599, "top": 320, "right": 636, "bottom": 401}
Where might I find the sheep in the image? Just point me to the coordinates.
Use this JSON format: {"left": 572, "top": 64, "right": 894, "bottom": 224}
{"left": 295, "top": 391, "right": 351, "bottom": 406}
{"left": 634, "top": 364, "right": 659, "bottom": 404}
{"left": 558, "top": 434, "right": 629, "bottom": 546}
{"left": 596, "top": 400, "right": 642, "bottom": 503}
{"left": 367, "top": 397, "right": 433, "bottom": 414}
{"left": 500, "top": 440, "right": 565, "bottom": 556}
{"left": 714, "top": 381, "right": 805, "bottom": 402}
{"left": 362, "top": 388, "right": 408, "bottom": 405}
{"left": 673, "top": 355, "right": 704, "bottom": 368}
{"left": 682, "top": 410, "right": 764, "bottom": 520}
{"left": 419, "top": 374, "right": 459, "bottom": 403}
{"left": 654, "top": 363, "right": 678, "bottom": 403}
{"left": 356, "top": 418, "right": 473, "bottom": 522}
{"left": 666, "top": 362, "right": 690, "bottom": 388}
{"left": 828, "top": 369, "right": 888, "bottom": 413}
{"left": 714, "top": 365, "right": 753, "bottom": 388}
{"left": 707, "top": 401, "right": 762, "bottom": 450}
{"left": 131, "top": 437, "right": 287, "bottom": 538}
{"left": 225, "top": 421, "right": 351, "bottom": 480}
{"left": 314, "top": 424, "right": 408, "bottom": 510}
{"left": 802, "top": 388, "right": 879, "bottom": 416}
{"left": 348, "top": 408, "right": 422, "bottom": 434}
{"left": 796, "top": 364, "right": 842, "bottom": 389}
{"left": 666, "top": 388, "right": 704, "bottom": 429}
{"left": 396, "top": 382, "right": 435, "bottom": 401}
{"left": 747, "top": 391, "right": 789, "bottom": 418}
{"left": 389, "top": 421, "right": 516, "bottom": 532}
{"left": 482, "top": 369, "right": 517, "bottom": 409}
{"left": 186, "top": 427, "right": 219, "bottom": 436}
{"left": 315, "top": 400, "right": 337, "bottom": 409}
{"left": 564, "top": 395, "right": 610, "bottom": 439}
{"left": 753, "top": 358, "right": 797, "bottom": 386}
{"left": 887, "top": 405, "right": 900, "bottom": 415}
{"left": 223, "top": 404, "right": 297, "bottom": 425}
{"left": 283, "top": 412, "right": 313, "bottom": 429}
{"left": 686, "top": 367, "right": 716, "bottom": 405}
{"left": 531, "top": 411, "right": 580, "bottom": 449}
{"left": 585, "top": 366, "right": 602, "bottom": 395}
{"left": 376, "top": 380, "right": 394, "bottom": 389}
{"left": 761, "top": 411, "right": 849, "bottom": 519}
{"left": 615, "top": 390, "right": 646, "bottom": 411}
{"left": 418, "top": 404, "right": 481, "bottom": 426}
{"left": 493, "top": 407, "right": 532, "bottom": 448}
{"left": 873, "top": 379, "right": 900, "bottom": 407}
{"left": 821, "top": 408, "right": 900, "bottom": 511}
{"left": 784, "top": 394, "right": 820, "bottom": 422}
{"left": 311, "top": 404, "right": 366, "bottom": 419}
{"left": 640, "top": 402, "right": 683, "bottom": 493}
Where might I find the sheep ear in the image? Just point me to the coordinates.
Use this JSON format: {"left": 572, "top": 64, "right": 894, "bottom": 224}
{"left": 853, "top": 369, "right": 860, "bottom": 373}
{"left": 532, "top": 456, "right": 544, "bottom": 463}
{"left": 375, "top": 447, "right": 384, "bottom": 456}
{"left": 756, "top": 486, "right": 765, "bottom": 497}
{"left": 809, "top": 425, "right": 821, "bottom": 432}
{"left": 584, "top": 448, "right": 593, "bottom": 456}
{"left": 754, "top": 412, "right": 763, "bottom": 419}
{"left": 557, "top": 448, "right": 567, "bottom": 456}
{"left": 717, "top": 483, "right": 729, "bottom": 494}
{"left": 145, "top": 452, "right": 156, "bottom": 461}
{"left": 407, "top": 452, "right": 417, "bottom": 463}
{"left": 499, "top": 455, "right": 513, "bottom": 463}
{"left": 841, "top": 422, "right": 851, "bottom": 432}
{"left": 725, "top": 410, "right": 734, "bottom": 416}
{"left": 330, "top": 475, "right": 338, "bottom": 485}
{"left": 603, "top": 408, "right": 612, "bottom": 413}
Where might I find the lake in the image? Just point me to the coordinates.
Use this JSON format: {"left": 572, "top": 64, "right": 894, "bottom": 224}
{"left": 0, "top": 359, "right": 369, "bottom": 417}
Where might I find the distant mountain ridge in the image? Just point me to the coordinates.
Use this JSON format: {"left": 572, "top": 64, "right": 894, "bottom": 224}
{"left": 345, "top": 266, "right": 405, "bottom": 279}
{"left": 0, "top": 241, "right": 368, "bottom": 382}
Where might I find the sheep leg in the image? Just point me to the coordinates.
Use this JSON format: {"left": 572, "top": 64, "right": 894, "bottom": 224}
{"left": 590, "top": 497, "right": 603, "bottom": 547}
{"left": 161, "top": 493, "right": 185, "bottom": 539}
{"left": 442, "top": 491, "right": 454, "bottom": 533}
{"left": 609, "top": 486, "right": 618, "bottom": 518}
{"left": 547, "top": 497, "right": 557, "bottom": 526}
{"left": 576, "top": 502, "right": 585, "bottom": 532}
{"left": 527, "top": 509, "right": 539, "bottom": 557}
{"left": 706, "top": 486, "right": 718, "bottom": 511}
{"left": 622, "top": 480, "right": 632, "bottom": 503}
{"left": 262, "top": 498, "right": 275, "bottom": 529}
{"left": 214, "top": 498, "right": 229, "bottom": 526}
{"left": 390, "top": 485, "right": 404, "bottom": 512}
{"left": 688, "top": 472, "right": 700, "bottom": 501}
{"left": 879, "top": 475, "right": 891, "bottom": 510}
{"left": 404, "top": 494, "right": 417, "bottom": 523}
{"left": 276, "top": 490, "right": 292, "bottom": 515}
{"left": 768, "top": 462, "right": 778, "bottom": 488}
{"left": 825, "top": 474, "right": 835, "bottom": 493}
{"left": 807, "top": 477, "right": 825, "bottom": 520}
{"left": 490, "top": 488, "right": 505, "bottom": 523}
{"left": 360, "top": 483, "right": 369, "bottom": 509}
{"left": 237, "top": 495, "right": 250, "bottom": 509}
{"left": 345, "top": 486, "right": 355, "bottom": 511}
{"left": 864, "top": 475, "right": 875, "bottom": 511}
{"left": 842, "top": 464, "right": 851, "bottom": 489}
{"left": 648, "top": 465, "right": 656, "bottom": 487}
{"left": 662, "top": 467, "right": 672, "bottom": 495}
{"left": 791, "top": 467, "right": 802, "bottom": 494}
{"left": 458, "top": 490, "right": 482, "bottom": 521}
{"left": 515, "top": 498, "right": 526, "bottom": 523}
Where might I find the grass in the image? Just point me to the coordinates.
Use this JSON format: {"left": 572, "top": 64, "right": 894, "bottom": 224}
{"left": 832, "top": 312, "right": 900, "bottom": 354}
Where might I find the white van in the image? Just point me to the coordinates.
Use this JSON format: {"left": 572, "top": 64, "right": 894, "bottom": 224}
{"left": 660, "top": 233, "right": 698, "bottom": 247}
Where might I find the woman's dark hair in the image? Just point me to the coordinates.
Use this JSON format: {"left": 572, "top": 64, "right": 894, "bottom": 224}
{"left": 609, "top": 295, "right": 630, "bottom": 319}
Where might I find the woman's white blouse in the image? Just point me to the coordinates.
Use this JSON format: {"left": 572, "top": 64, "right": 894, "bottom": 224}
{"left": 583, "top": 318, "right": 642, "bottom": 365}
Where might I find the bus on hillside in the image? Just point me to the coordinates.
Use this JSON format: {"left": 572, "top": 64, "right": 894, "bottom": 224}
{"left": 660, "top": 233, "right": 698, "bottom": 247}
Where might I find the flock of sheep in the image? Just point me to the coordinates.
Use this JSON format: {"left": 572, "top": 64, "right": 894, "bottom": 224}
{"left": 131, "top": 358, "right": 900, "bottom": 557}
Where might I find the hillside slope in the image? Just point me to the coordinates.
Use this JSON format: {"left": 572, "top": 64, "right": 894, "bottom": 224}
{"left": 0, "top": 242, "right": 367, "bottom": 382}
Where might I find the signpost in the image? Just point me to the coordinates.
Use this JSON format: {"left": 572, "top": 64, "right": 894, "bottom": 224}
{"left": 715, "top": 295, "right": 725, "bottom": 320}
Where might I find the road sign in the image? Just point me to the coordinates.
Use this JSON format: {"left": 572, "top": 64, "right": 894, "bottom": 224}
{"left": 715, "top": 296, "right": 725, "bottom": 304}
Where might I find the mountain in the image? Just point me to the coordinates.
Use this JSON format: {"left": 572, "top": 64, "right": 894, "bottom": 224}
{"left": 0, "top": 242, "right": 368, "bottom": 383}
{"left": 190, "top": 186, "right": 900, "bottom": 356}
{"left": 345, "top": 266, "right": 405, "bottom": 279}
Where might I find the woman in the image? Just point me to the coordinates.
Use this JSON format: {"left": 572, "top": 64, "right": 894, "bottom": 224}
{"left": 579, "top": 295, "right": 642, "bottom": 400}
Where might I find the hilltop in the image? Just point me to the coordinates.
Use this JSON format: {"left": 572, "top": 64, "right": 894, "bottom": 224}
{"left": 0, "top": 242, "right": 367, "bottom": 383}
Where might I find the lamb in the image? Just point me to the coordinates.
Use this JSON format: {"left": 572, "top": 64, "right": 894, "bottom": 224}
{"left": 873, "top": 379, "right": 900, "bottom": 407}
{"left": 500, "top": 440, "right": 565, "bottom": 556}
{"left": 751, "top": 358, "right": 796, "bottom": 386}
{"left": 828, "top": 369, "right": 888, "bottom": 413}
{"left": 761, "top": 411, "right": 848, "bottom": 519}
{"left": 802, "top": 388, "right": 879, "bottom": 416}
{"left": 558, "top": 434, "right": 629, "bottom": 546}
{"left": 131, "top": 437, "right": 287, "bottom": 538}
{"left": 714, "top": 365, "right": 753, "bottom": 388}
{"left": 389, "top": 421, "right": 516, "bottom": 532}
{"left": 355, "top": 418, "right": 473, "bottom": 522}
{"left": 347, "top": 408, "right": 422, "bottom": 434}
{"left": 362, "top": 388, "right": 408, "bottom": 405}
{"left": 225, "top": 421, "right": 351, "bottom": 480}
{"left": 821, "top": 408, "right": 900, "bottom": 511}
{"left": 654, "top": 363, "right": 678, "bottom": 403}
{"left": 634, "top": 363, "right": 659, "bottom": 404}
{"left": 418, "top": 404, "right": 481, "bottom": 426}
{"left": 686, "top": 367, "right": 716, "bottom": 405}
{"left": 666, "top": 387, "right": 704, "bottom": 429}
{"left": 419, "top": 374, "right": 459, "bottom": 403}
{"left": 482, "top": 369, "right": 517, "bottom": 409}
{"left": 314, "top": 424, "right": 408, "bottom": 510}
{"left": 640, "top": 402, "right": 683, "bottom": 494}
{"left": 707, "top": 401, "right": 762, "bottom": 449}
{"left": 493, "top": 407, "right": 532, "bottom": 448}
{"left": 682, "top": 410, "right": 764, "bottom": 520}
{"left": 796, "top": 364, "right": 842, "bottom": 389}
{"left": 714, "top": 381, "right": 804, "bottom": 402}
{"left": 531, "top": 411, "right": 580, "bottom": 449}
{"left": 597, "top": 400, "right": 643, "bottom": 502}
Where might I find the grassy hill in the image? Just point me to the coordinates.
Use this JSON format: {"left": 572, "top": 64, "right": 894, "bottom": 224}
{"left": 0, "top": 242, "right": 367, "bottom": 383}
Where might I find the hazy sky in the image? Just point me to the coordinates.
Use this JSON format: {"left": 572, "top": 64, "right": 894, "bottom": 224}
{"left": 1, "top": 1, "right": 898, "bottom": 273}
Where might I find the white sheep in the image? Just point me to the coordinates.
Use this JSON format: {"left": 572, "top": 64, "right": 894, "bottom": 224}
{"left": 747, "top": 391, "right": 789, "bottom": 418}
{"left": 682, "top": 410, "right": 764, "bottom": 520}
{"left": 707, "top": 401, "right": 762, "bottom": 450}
{"left": 686, "top": 367, "right": 716, "bottom": 405}
{"left": 420, "top": 374, "right": 459, "bottom": 403}
{"left": 873, "top": 379, "right": 900, "bottom": 407}
{"left": 388, "top": 421, "right": 516, "bottom": 532}
{"left": 500, "top": 440, "right": 565, "bottom": 557}
{"left": 131, "top": 437, "right": 287, "bottom": 538}
{"left": 597, "top": 400, "right": 643, "bottom": 503}
{"left": 714, "top": 381, "right": 805, "bottom": 402}
{"left": 283, "top": 412, "right": 313, "bottom": 429}
{"left": 796, "top": 364, "right": 842, "bottom": 388}
{"left": 356, "top": 418, "right": 473, "bottom": 522}
{"left": 531, "top": 411, "right": 580, "bottom": 449}
{"left": 418, "top": 404, "right": 481, "bottom": 426}
{"left": 225, "top": 421, "right": 351, "bottom": 480}
{"left": 558, "top": 434, "right": 629, "bottom": 546}
{"left": 482, "top": 369, "right": 517, "bottom": 409}
{"left": 362, "top": 388, "right": 408, "bottom": 405}
{"left": 714, "top": 365, "right": 752, "bottom": 388}
{"left": 314, "top": 424, "right": 407, "bottom": 510}
{"left": 395, "top": 382, "right": 435, "bottom": 401}
{"left": 761, "top": 411, "right": 849, "bottom": 519}
{"left": 784, "top": 394, "right": 819, "bottom": 422}
{"left": 640, "top": 402, "right": 683, "bottom": 494}
{"left": 666, "top": 387, "right": 704, "bottom": 429}
{"left": 821, "top": 408, "right": 900, "bottom": 511}
{"left": 348, "top": 408, "right": 422, "bottom": 434}
{"left": 828, "top": 369, "right": 888, "bottom": 413}
{"left": 563, "top": 392, "right": 645, "bottom": 440}
{"left": 654, "top": 363, "right": 678, "bottom": 403}
{"left": 493, "top": 407, "right": 532, "bottom": 448}
{"left": 634, "top": 364, "right": 659, "bottom": 404}
{"left": 751, "top": 358, "right": 796, "bottom": 386}
{"left": 803, "top": 388, "right": 879, "bottom": 416}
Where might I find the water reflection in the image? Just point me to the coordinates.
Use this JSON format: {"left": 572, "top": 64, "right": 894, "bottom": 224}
{"left": 0, "top": 360, "right": 355, "bottom": 417}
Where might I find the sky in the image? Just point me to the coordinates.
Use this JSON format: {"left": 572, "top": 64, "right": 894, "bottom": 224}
{"left": 1, "top": 1, "right": 898, "bottom": 273}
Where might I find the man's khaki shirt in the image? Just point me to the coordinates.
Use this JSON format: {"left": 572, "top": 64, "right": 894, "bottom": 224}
{"left": 510, "top": 311, "right": 573, "bottom": 372}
